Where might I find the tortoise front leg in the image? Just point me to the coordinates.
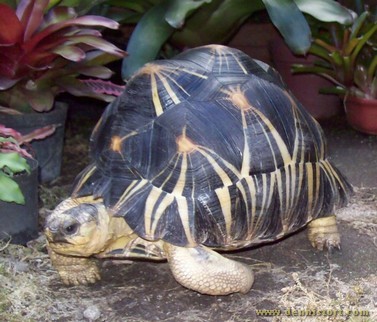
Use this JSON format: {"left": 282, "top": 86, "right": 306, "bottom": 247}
{"left": 48, "top": 247, "right": 101, "bottom": 285}
{"left": 307, "top": 215, "right": 341, "bottom": 251}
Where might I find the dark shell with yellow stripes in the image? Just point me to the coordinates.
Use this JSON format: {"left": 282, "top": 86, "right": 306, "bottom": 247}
{"left": 73, "top": 45, "right": 351, "bottom": 249}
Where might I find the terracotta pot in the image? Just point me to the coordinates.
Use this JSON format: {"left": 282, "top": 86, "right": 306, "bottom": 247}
{"left": 345, "top": 96, "right": 377, "bottom": 135}
{"left": 228, "top": 23, "right": 277, "bottom": 64}
{"left": 270, "top": 36, "right": 341, "bottom": 120}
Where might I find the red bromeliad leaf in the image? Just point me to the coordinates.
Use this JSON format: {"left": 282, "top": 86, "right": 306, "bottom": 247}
{"left": 75, "top": 29, "right": 102, "bottom": 37}
{"left": 65, "top": 35, "right": 126, "bottom": 57}
{"left": 79, "top": 51, "right": 127, "bottom": 67}
{"left": 53, "top": 45, "right": 86, "bottom": 61}
{"left": 57, "top": 76, "right": 115, "bottom": 102}
{"left": 0, "top": 106, "right": 22, "bottom": 115}
{"left": 76, "top": 66, "right": 113, "bottom": 78}
{"left": 0, "top": 143, "right": 33, "bottom": 159}
{"left": 70, "top": 15, "right": 120, "bottom": 30}
{"left": 0, "top": 4, "right": 24, "bottom": 45}
{"left": 16, "top": 0, "right": 49, "bottom": 41}
{"left": 0, "top": 124, "right": 23, "bottom": 141}
{"left": 0, "top": 45, "right": 25, "bottom": 80}
{"left": 43, "top": 6, "right": 78, "bottom": 28}
{"left": 0, "top": 75, "right": 19, "bottom": 90}
{"left": 20, "top": 124, "right": 57, "bottom": 144}
{"left": 81, "top": 79, "right": 125, "bottom": 96}
{"left": 23, "top": 15, "right": 121, "bottom": 54}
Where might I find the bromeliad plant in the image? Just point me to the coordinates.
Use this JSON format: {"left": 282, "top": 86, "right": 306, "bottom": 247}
{"left": 0, "top": 124, "right": 55, "bottom": 204}
{"left": 0, "top": 0, "right": 126, "bottom": 113}
{"left": 292, "top": 11, "right": 377, "bottom": 99}
{"left": 116, "top": 0, "right": 354, "bottom": 78}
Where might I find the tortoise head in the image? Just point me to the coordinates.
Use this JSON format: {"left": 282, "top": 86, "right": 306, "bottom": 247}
{"left": 45, "top": 197, "right": 112, "bottom": 257}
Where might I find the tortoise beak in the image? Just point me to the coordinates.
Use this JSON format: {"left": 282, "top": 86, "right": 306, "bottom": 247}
{"left": 45, "top": 227, "right": 72, "bottom": 244}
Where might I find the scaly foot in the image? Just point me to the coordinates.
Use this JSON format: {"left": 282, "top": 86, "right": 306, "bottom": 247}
{"left": 165, "top": 243, "right": 254, "bottom": 295}
{"left": 307, "top": 215, "right": 340, "bottom": 251}
{"left": 48, "top": 248, "right": 101, "bottom": 285}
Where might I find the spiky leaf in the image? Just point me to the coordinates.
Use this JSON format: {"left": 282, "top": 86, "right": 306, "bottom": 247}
{"left": 165, "top": 0, "right": 211, "bottom": 28}
{"left": 122, "top": 0, "right": 175, "bottom": 79}
{"left": 263, "top": 0, "right": 311, "bottom": 54}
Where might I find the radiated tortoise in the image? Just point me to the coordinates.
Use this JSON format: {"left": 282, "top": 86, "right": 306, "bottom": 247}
{"left": 45, "top": 45, "right": 352, "bottom": 295}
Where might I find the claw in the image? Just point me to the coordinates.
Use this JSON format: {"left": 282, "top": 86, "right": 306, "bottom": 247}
{"left": 308, "top": 216, "right": 341, "bottom": 252}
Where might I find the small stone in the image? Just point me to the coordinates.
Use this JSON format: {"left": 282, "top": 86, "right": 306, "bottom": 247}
{"left": 83, "top": 305, "right": 101, "bottom": 321}
{"left": 13, "top": 261, "right": 29, "bottom": 273}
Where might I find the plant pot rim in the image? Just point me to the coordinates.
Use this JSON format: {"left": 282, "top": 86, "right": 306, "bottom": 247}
{"left": 346, "top": 95, "right": 377, "bottom": 104}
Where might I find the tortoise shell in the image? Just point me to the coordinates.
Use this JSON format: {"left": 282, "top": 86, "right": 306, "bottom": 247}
{"left": 73, "top": 45, "right": 351, "bottom": 249}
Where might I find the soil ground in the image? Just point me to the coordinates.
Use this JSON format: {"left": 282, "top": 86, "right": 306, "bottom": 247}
{"left": 0, "top": 106, "right": 376, "bottom": 322}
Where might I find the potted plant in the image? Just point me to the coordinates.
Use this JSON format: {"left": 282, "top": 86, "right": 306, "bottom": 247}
{"left": 292, "top": 10, "right": 377, "bottom": 134}
{"left": 0, "top": 0, "right": 126, "bottom": 182}
{"left": 110, "top": 0, "right": 353, "bottom": 79}
{"left": 0, "top": 124, "right": 55, "bottom": 244}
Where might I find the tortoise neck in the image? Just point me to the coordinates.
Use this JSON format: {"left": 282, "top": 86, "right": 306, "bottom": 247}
{"left": 109, "top": 216, "right": 133, "bottom": 239}
{"left": 96, "top": 216, "right": 136, "bottom": 257}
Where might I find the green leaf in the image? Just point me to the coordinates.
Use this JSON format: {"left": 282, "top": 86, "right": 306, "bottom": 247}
{"left": 107, "top": 0, "right": 158, "bottom": 13}
{"left": 263, "top": 0, "right": 311, "bottom": 54}
{"left": 318, "top": 85, "right": 346, "bottom": 95}
{"left": 0, "top": 172, "right": 25, "bottom": 204}
{"left": 76, "top": 66, "right": 113, "bottom": 78}
{"left": 294, "top": 0, "right": 354, "bottom": 24}
{"left": 122, "top": 0, "right": 175, "bottom": 79}
{"left": 354, "top": 64, "right": 368, "bottom": 92}
{"left": 24, "top": 86, "right": 55, "bottom": 112}
{"left": 72, "top": 51, "right": 123, "bottom": 67}
{"left": 0, "top": 152, "right": 30, "bottom": 174}
{"left": 165, "top": 0, "right": 211, "bottom": 28}
{"left": 171, "top": 0, "right": 264, "bottom": 48}
{"left": 350, "top": 11, "right": 369, "bottom": 39}
{"left": 308, "top": 43, "right": 333, "bottom": 62}
{"left": 367, "top": 55, "right": 377, "bottom": 81}
{"left": 350, "top": 23, "right": 377, "bottom": 64}
{"left": 329, "top": 51, "right": 344, "bottom": 66}
{"left": 292, "top": 64, "right": 336, "bottom": 79}
{"left": 57, "top": 0, "right": 107, "bottom": 15}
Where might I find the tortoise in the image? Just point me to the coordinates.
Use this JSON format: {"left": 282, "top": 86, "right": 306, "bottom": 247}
{"left": 45, "top": 45, "right": 352, "bottom": 295}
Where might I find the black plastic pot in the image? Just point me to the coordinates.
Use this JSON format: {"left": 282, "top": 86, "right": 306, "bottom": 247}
{"left": 0, "top": 158, "right": 39, "bottom": 245}
{"left": 0, "top": 102, "right": 68, "bottom": 182}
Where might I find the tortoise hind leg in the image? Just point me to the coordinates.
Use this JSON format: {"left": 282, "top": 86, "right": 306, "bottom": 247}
{"left": 164, "top": 243, "right": 254, "bottom": 295}
{"left": 307, "top": 215, "right": 340, "bottom": 251}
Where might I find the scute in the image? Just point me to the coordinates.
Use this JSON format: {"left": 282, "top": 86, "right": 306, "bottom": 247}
{"left": 73, "top": 45, "right": 352, "bottom": 249}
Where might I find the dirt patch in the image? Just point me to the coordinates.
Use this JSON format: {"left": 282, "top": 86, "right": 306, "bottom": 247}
{"left": 1, "top": 190, "right": 376, "bottom": 322}
{"left": 1, "top": 112, "right": 376, "bottom": 321}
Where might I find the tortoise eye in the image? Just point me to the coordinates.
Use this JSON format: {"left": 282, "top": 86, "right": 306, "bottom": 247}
{"left": 63, "top": 223, "right": 79, "bottom": 235}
